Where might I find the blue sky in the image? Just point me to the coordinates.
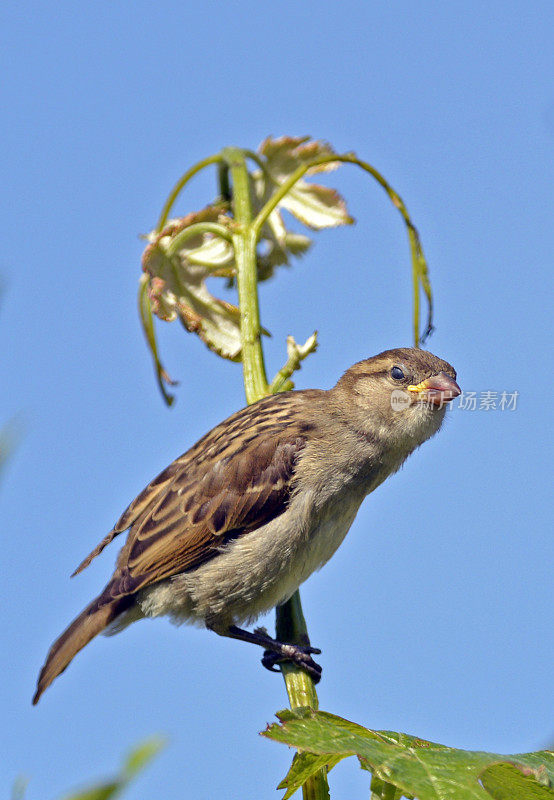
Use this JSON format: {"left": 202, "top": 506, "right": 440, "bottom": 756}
{"left": 1, "top": 2, "right": 553, "bottom": 798}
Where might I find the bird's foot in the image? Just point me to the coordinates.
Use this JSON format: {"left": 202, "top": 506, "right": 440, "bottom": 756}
{"left": 219, "top": 624, "right": 322, "bottom": 683}
{"left": 256, "top": 631, "right": 322, "bottom": 683}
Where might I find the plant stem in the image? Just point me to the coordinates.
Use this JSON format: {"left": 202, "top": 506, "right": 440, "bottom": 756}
{"left": 227, "top": 146, "right": 329, "bottom": 799}
{"left": 251, "top": 152, "right": 432, "bottom": 347}
{"left": 137, "top": 275, "right": 177, "bottom": 406}
{"left": 269, "top": 333, "right": 318, "bottom": 394}
{"left": 156, "top": 153, "right": 223, "bottom": 232}
{"left": 224, "top": 147, "right": 269, "bottom": 402}
{"left": 166, "top": 222, "right": 232, "bottom": 257}
{"left": 275, "top": 595, "right": 320, "bottom": 711}
{"left": 276, "top": 599, "right": 329, "bottom": 799}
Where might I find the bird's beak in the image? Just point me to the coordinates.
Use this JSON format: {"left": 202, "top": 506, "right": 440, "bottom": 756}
{"left": 407, "top": 371, "right": 461, "bottom": 407}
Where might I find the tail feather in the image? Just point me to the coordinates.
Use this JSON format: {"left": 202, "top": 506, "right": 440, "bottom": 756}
{"left": 33, "top": 591, "right": 131, "bottom": 705}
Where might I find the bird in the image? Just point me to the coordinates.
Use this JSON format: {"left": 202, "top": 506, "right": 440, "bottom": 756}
{"left": 33, "top": 347, "right": 460, "bottom": 704}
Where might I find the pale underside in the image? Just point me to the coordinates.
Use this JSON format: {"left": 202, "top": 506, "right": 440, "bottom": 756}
{"left": 112, "top": 481, "right": 366, "bottom": 633}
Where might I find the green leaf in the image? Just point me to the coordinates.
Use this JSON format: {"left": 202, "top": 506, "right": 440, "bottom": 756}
{"left": 480, "top": 762, "right": 554, "bottom": 799}
{"left": 263, "top": 708, "right": 554, "bottom": 800}
{"left": 256, "top": 230, "right": 312, "bottom": 281}
{"left": 277, "top": 751, "right": 344, "bottom": 799}
{"left": 123, "top": 736, "right": 166, "bottom": 779}
{"left": 142, "top": 207, "right": 243, "bottom": 361}
{"left": 63, "top": 781, "right": 120, "bottom": 800}
{"left": 370, "top": 774, "right": 408, "bottom": 800}
{"left": 248, "top": 168, "right": 313, "bottom": 281}
{"left": 61, "top": 737, "right": 165, "bottom": 800}
{"left": 257, "top": 136, "right": 354, "bottom": 230}
{"left": 259, "top": 135, "right": 340, "bottom": 175}
{"left": 279, "top": 181, "right": 353, "bottom": 230}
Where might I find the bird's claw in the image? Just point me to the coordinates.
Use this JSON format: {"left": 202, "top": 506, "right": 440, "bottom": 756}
{"left": 261, "top": 653, "right": 281, "bottom": 673}
{"left": 261, "top": 644, "right": 323, "bottom": 683}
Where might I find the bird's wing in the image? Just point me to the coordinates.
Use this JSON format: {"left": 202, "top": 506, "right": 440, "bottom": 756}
{"left": 73, "top": 391, "right": 321, "bottom": 598}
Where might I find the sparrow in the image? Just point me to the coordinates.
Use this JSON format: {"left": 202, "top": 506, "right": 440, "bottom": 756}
{"left": 33, "top": 348, "right": 460, "bottom": 704}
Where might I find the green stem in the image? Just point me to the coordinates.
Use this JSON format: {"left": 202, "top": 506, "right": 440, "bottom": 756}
{"left": 382, "top": 782, "right": 398, "bottom": 800}
{"left": 276, "top": 595, "right": 329, "bottom": 800}
{"left": 227, "top": 147, "right": 328, "bottom": 800}
{"left": 217, "top": 161, "right": 231, "bottom": 203}
{"left": 242, "top": 148, "right": 269, "bottom": 174}
{"left": 224, "top": 147, "right": 269, "bottom": 402}
{"left": 137, "top": 275, "right": 177, "bottom": 406}
{"left": 269, "top": 333, "right": 318, "bottom": 394}
{"left": 156, "top": 153, "right": 224, "bottom": 232}
{"left": 346, "top": 154, "right": 432, "bottom": 345}
{"left": 166, "top": 222, "right": 232, "bottom": 258}
{"left": 275, "top": 595, "right": 320, "bottom": 711}
{"left": 252, "top": 152, "right": 432, "bottom": 347}
{"left": 243, "top": 148, "right": 274, "bottom": 199}
{"left": 411, "top": 233, "right": 420, "bottom": 348}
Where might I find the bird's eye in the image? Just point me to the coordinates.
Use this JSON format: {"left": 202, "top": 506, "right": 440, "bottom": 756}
{"left": 390, "top": 366, "right": 405, "bottom": 381}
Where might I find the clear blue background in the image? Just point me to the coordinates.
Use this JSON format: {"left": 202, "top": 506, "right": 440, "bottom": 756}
{"left": 2, "top": 2, "right": 553, "bottom": 798}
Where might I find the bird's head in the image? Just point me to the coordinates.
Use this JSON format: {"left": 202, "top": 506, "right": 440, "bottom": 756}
{"left": 333, "top": 347, "right": 460, "bottom": 450}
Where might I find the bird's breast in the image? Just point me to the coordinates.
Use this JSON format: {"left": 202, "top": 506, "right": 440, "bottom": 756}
{"left": 284, "top": 483, "right": 367, "bottom": 591}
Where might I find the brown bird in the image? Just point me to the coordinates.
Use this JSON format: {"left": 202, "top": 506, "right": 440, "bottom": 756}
{"left": 33, "top": 348, "right": 460, "bottom": 704}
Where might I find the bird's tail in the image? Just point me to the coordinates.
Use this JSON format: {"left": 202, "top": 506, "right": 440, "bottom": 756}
{"left": 33, "top": 589, "right": 132, "bottom": 705}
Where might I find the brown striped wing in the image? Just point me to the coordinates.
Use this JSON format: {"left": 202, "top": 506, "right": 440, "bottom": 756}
{"left": 73, "top": 391, "right": 320, "bottom": 599}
